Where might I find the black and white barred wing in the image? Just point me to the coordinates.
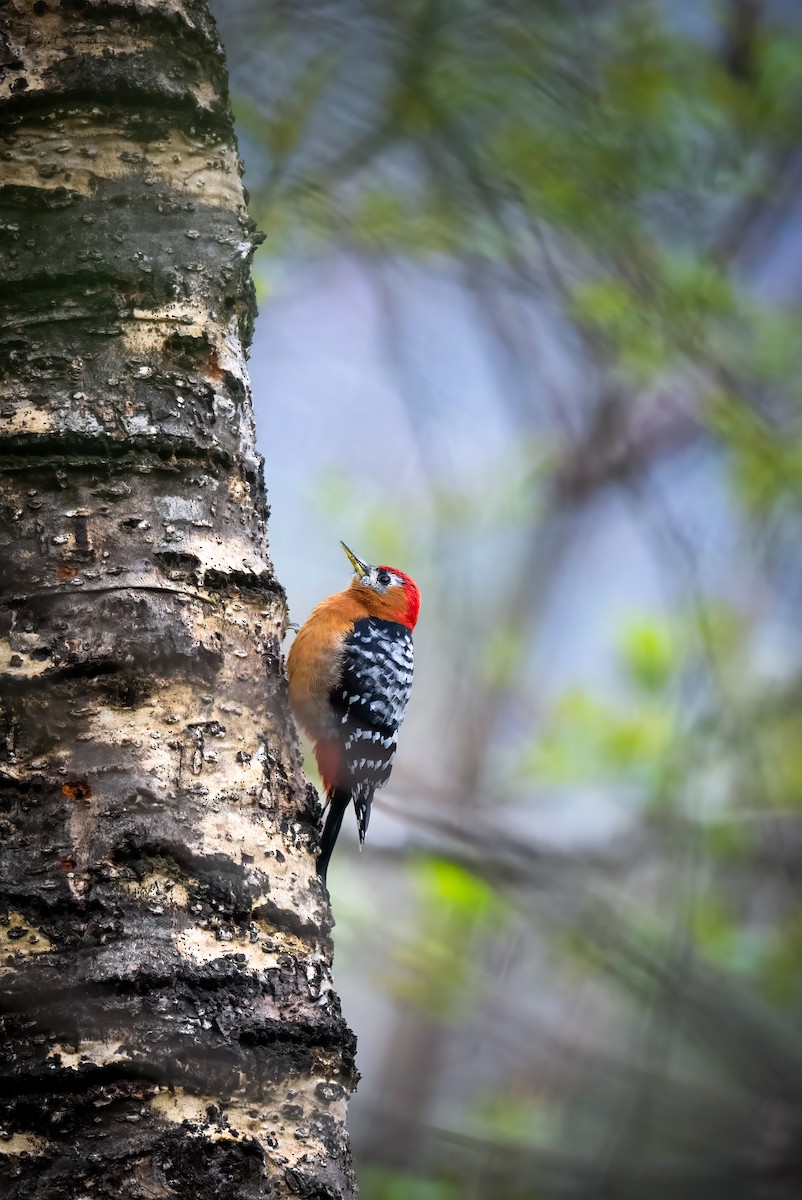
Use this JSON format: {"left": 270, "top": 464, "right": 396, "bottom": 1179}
{"left": 331, "top": 616, "right": 414, "bottom": 843}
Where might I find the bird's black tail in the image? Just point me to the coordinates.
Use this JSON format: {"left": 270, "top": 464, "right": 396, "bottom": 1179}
{"left": 317, "top": 789, "right": 350, "bottom": 884}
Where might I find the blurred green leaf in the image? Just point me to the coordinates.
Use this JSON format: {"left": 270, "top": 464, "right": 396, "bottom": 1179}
{"left": 704, "top": 816, "right": 751, "bottom": 864}
{"left": 710, "top": 393, "right": 802, "bottom": 511}
{"left": 759, "top": 916, "right": 802, "bottom": 1007}
{"left": 385, "top": 856, "right": 505, "bottom": 1018}
{"left": 361, "top": 1168, "right": 464, "bottom": 1200}
{"left": 469, "top": 1090, "right": 557, "bottom": 1148}
{"left": 619, "top": 616, "right": 676, "bottom": 692}
{"left": 417, "top": 856, "right": 496, "bottom": 920}
{"left": 691, "top": 895, "right": 735, "bottom": 964}
{"left": 525, "top": 688, "right": 673, "bottom": 791}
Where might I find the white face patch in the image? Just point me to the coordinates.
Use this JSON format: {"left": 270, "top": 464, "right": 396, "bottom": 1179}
{"left": 358, "top": 566, "right": 404, "bottom": 594}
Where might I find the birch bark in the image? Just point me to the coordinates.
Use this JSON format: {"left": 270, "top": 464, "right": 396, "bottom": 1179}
{"left": 0, "top": 3, "right": 356, "bottom": 1196}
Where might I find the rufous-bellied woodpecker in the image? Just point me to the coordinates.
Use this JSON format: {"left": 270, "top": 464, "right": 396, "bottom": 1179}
{"left": 286, "top": 542, "right": 420, "bottom": 882}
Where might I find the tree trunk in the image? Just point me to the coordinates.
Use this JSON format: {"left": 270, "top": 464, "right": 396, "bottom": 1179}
{"left": 0, "top": 3, "right": 356, "bottom": 1197}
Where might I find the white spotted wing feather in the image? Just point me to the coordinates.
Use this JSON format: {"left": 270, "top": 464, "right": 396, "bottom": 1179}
{"left": 331, "top": 617, "right": 414, "bottom": 843}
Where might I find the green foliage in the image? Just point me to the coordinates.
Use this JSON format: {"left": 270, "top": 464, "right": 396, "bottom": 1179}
{"left": 469, "top": 1090, "right": 557, "bottom": 1148}
{"left": 386, "top": 856, "right": 505, "bottom": 1019}
{"left": 747, "top": 33, "right": 802, "bottom": 133}
{"left": 759, "top": 915, "right": 802, "bottom": 1007}
{"left": 360, "top": 1168, "right": 464, "bottom": 1200}
{"left": 570, "top": 278, "right": 672, "bottom": 381}
{"left": 619, "top": 616, "right": 677, "bottom": 693}
{"left": 421, "top": 856, "right": 496, "bottom": 918}
{"left": 704, "top": 816, "right": 751, "bottom": 864}
{"left": 754, "top": 708, "right": 802, "bottom": 811}
{"left": 239, "top": 0, "right": 802, "bottom": 485}
{"left": 690, "top": 897, "right": 802, "bottom": 1008}
{"left": 354, "top": 189, "right": 468, "bottom": 255}
{"left": 711, "top": 392, "right": 802, "bottom": 511}
{"left": 735, "top": 304, "right": 802, "bottom": 386}
{"left": 689, "top": 893, "right": 738, "bottom": 967}
{"left": 239, "top": 0, "right": 802, "bottom": 518}
{"left": 525, "top": 687, "right": 674, "bottom": 793}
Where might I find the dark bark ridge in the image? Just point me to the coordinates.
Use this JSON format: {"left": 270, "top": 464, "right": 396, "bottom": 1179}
{"left": 0, "top": 3, "right": 357, "bottom": 1197}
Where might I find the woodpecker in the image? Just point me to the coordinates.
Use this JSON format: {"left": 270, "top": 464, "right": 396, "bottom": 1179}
{"left": 286, "top": 541, "right": 420, "bottom": 883}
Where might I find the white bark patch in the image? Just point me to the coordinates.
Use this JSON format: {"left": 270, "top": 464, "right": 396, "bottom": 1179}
{"left": 119, "top": 871, "right": 191, "bottom": 911}
{"left": 149, "top": 1078, "right": 348, "bottom": 1169}
{"left": 124, "top": 303, "right": 211, "bottom": 356}
{"left": 122, "top": 299, "right": 254, "bottom": 382}
{"left": 187, "top": 808, "right": 322, "bottom": 928}
{"left": 0, "top": 20, "right": 217, "bottom": 113}
{"left": 0, "top": 122, "right": 243, "bottom": 204}
{"left": 174, "top": 925, "right": 285, "bottom": 972}
{"left": 0, "top": 405, "right": 55, "bottom": 437}
{"left": 168, "top": 531, "right": 271, "bottom": 582}
{"left": 126, "top": 0, "right": 200, "bottom": 25}
{"left": 0, "top": 1131, "right": 47, "bottom": 1157}
{"left": 174, "top": 913, "right": 314, "bottom": 974}
{"left": 46, "top": 1041, "right": 124, "bottom": 1070}
{"left": 64, "top": 686, "right": 269, "bottom": 869}
{"left": 192, "top": 804, "right": 273, "bottom": 862}
{"left": 0, "top": 639, "right": 53, "bottom": 678}
{"left": 0, "top": 911, "right": 53, "bottom": 975}
{"left": 218, "top": 314, "right": 251, "bottom": 390}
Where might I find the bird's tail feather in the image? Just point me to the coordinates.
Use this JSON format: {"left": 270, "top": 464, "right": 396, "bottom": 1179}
{"left": 354, "top": 790, "right": 372, "bottom": 848}
{"left": 318, "top": 788, "right": 350, "bottom": 883}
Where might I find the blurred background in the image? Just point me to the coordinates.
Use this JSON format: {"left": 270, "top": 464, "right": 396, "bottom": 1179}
{"left": 212, "top": 2, "right": 802, "bottom": 1196}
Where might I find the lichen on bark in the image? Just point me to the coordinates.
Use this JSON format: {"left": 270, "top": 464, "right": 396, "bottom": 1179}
{"left": 0, "top": 3, "right": 357, "bottom": 1197}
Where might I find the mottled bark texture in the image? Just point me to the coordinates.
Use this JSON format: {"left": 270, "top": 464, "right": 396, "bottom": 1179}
{"left": 0, "top": 3, "right": 357, "bottom": 1197}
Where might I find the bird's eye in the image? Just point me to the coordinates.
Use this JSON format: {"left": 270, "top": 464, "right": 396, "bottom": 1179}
{"left": 377, "top": 571, "right": 391, "bottom": 587}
